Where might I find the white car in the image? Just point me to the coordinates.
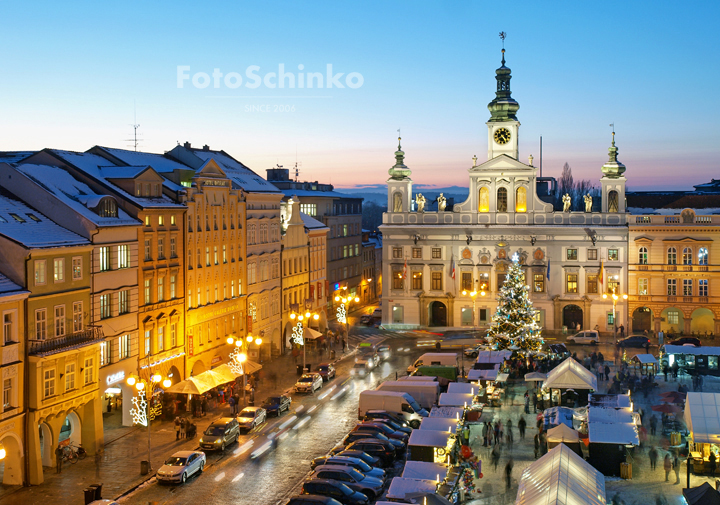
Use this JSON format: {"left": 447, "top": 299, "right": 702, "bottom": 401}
{"left": 156, "top": 450, "right": 206, "bottom": 484}
{"left": 237, "top": 406, "right": 267, "bottom": 432}
{"left": 567, "top": 330, "right": 599, "bottom": 345}
{"left": 351, "top": 360, "right": 371, "bottom": 377}
{"left": 295, "top": 373, "right": 323, "bottom": 393}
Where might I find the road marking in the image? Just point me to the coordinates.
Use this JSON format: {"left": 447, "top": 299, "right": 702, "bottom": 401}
{"left": 293, "top": 416, "right": 312, "bottom": 430}
{"left": 234, "top": 440, "right": 254, "bottom": 457}
{"left": 232, "top": 472, "right": 245, "bottom": 483}
{"left": 214, "top": 471, "right": 226, "bottom": 482}
{"left": 279, "top": 415, "right": 297, "bottom": 430}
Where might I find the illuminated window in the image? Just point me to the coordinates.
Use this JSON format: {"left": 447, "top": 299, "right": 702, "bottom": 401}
{"left": 392, "top": 269, "right": 404, "bottom": 289}
{"left": 515, "top": 186, "right": 527, "bottom": 212}
{"left": 587, "top": 274, "right": 598, "bottom": 293}
{"left": 667, "top": 278, "right": 677, "bottom": 296}
{"left": 699, "top": 247, "right": 709, "bottom": 265}
{"left": 667, "top": 247, "right": 677, "bottom": 265}
{"left": 567, "top": 249, "right": 578, "bottom": 261}
{"left": 638, "top": 278, "right": 648, "bottom": 296}
{"left": 412, "top": 271, "right": 423, "bottom": 290}
{"left": 566, "top": 273, "right": 578, "bottom": 293}
{"left": 478, "top": 186, "right": 489, "bottom": 212}
{"left": 683, "top": 279, "right": 693, "bottom": 296}
{"left": 461, "top": 272, "right": 473, "bottom": 291}
{"left": 496, "top": 187, "right": 507, "bottom": 212}
{"left": 608, "top": 249, "right": 619, "bottom": 261}
{"left": 533, "top": 274, "right": 544, "bottom": 293}
{"left": 668, "top": 310, "right": 679, "bottom": 325}
{"left": 683, "top": 247, "right": 692, "bottom": 265}
{"left": 431, "top": 272, "right": 442, "bottom": 290}
{"left": 638, "top": 247, "right": 648, "bottom": 265}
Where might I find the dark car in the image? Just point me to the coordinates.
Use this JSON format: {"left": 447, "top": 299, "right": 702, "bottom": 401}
{"left": 353, "top": 422, "right": 409, "bottom": 442}
{"left": 286, "top": 495, "right": 343, "bottom": 505}
{"left": 359, "top": 315, "right": 373, "bottom": 325}
{"left": 334, "top": 450, "right": 380, "bottom": 467}
{"left": 317, "top": 363, "right": 337, "bottom": 382}
{"left": 362, "top": 416, "right": 412, "bottom": 434}
{"left": 618, "top": 335, "right": 651, "bottom": 348}
{"left": 363, "top": 410, "right": 411, "bottom": 430}
{"left": 341, "top": 431, "right": 404, "bottom": 452}
{"left": 302, "top": 479, "right": 369, "bottom": 505}
{"left": 670, "top": 337, "right": 701, "bottom": 347}
{"left": 341, "top": 439, "right": 396, "bottom": 467}
{"left": 262, "top": 394, "right": 292, "bottom": 416}
{"left": 548, "top": 343, "right": 570, "bottom": 357}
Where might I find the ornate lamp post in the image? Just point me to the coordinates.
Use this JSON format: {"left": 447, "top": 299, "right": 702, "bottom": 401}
{"left": 127, "top": 372, "right": 170, "bottom": 472}
{"left": 227, "top": 334, "right": 262, "bottom": 407}
{"left": 335, "top": 295, "right": 360, "bottom": 348}
{"left": 602, "top": 276, "right": 628, "bottom": 343}
{"left": 290, "top": 311, "right": 320, "bottom": 371}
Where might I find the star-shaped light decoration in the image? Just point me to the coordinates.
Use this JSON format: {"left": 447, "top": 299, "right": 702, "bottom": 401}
{"left": 130, "top": 389, "right": 148, "bottom": 427}
{"left": 336, "top": 304, "right": 347, "bottom": 324}
{"left": 291, "top": 321, "right": 304, "bottom": 346}
{"left": 511, "top": 252, "right": 520, "bottom": 263}
{"left": 228, "top": 348, "right": 246, "bottom": 375}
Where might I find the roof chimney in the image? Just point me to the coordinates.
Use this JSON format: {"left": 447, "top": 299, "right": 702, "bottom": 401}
{"left": 203, "top": 145, "right": 210, "bottom": 151}
{"left": 184, "top": 141, "right": 191, "bottom": 149}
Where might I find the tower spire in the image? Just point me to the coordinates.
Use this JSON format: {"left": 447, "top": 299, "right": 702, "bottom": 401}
{"left": 601, "top": 126, "right": 625, "bottom": 177}
{"left": 488, "top": 31, "right": 519, "bottom": 122}
{"left": 388, "top": 132, "right": 411, "bottom": 180}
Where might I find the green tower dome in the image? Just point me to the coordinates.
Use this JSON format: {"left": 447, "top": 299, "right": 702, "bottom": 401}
{"left": 601, "top": 132, "right": 626, "bottom": 178}
{"left": 487, "top": 49, "right": 520, "bottom": 122}
{"left": 388, "top": 137, "right": 411, "bottom": 180}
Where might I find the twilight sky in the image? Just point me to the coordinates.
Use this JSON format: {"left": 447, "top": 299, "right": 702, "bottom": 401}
{"left": 1, "top": 1, "right": 718, "bottom": 192}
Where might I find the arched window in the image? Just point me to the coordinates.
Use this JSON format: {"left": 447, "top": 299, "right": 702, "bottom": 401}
{"left": 515, "top": 186, "right": 527, "bottom": 212}
{"left": 478, "top": 187, "right": 489, "bottom": 212}
{"left": 667, "top": 247, "right": 677, "bottom": 265}
{"left": 638, "top": 247, "right": 648, "bottom": 265}
{"left": 699, "top": 247, "right": 709, "bottom": 266}
{"left": 683, "top": 247, "right": 693, "bottom": 265}
{"left": 392, "top": 192, "right": 403, "bottom": 213}
{"left": 608, "top": 190, "right": 619, "bottom": 213}
{"left": 497, "top": 187, "right": 508, "bottom": 212}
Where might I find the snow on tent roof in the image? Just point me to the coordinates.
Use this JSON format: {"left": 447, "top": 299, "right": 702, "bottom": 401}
{"left": 588, "top": 422, "right": 639, "bottom": 445}
{"left": 588, "top": 394, "right": 631, "bottom": 409}
{"left": 429, "top": 407, "right": 464, "bottom": 419}
{"left": 587, "top": 406, "right": 634, "bottom": 424}
{"left": 683, "top": 482, "right": 720, "bottom": 505}
{"left": 438, "top": 393, "right": 475, "bottom": 407}
{"left": 543, "top": 357, "right": 597, "bottom": 390}
{"left": 446, "top": 383, "right": 478, "bottom": 395}
{"left": 402, "top": 461, "right": 448, "bottom": 481}
{"left": 684, "top": 393, "right": 720, "bottom": 444}
{"left": 546, "top": 423, "right": 579, "bottom": 443}
{"left": 408, "top": 429, "right": 453, "bottom": 448}
{"left": 632, "top": 354, "right": 658, "bottom": 364}
{"left": 0, "top": 193, "right": 90, "bottom": 248}
{"left": 515, "top": 443, "right": 606, "bottom": 505}
{"left": 468, "top": 368, "right": 498, "bottom": 381}
{"left": 475, "top": 350, "right": 512, "bottom": 363}
{"left": 543, "top": 407, "right": 576, "bottom": 429}
{"left": 420, "top": 417, "right": 459, "bottom": 434}
{"left": 386, "top": 477, "right": 437, "bottom": 500}
{"left": 664, "top": 345, "right": 720, "bottom": 357}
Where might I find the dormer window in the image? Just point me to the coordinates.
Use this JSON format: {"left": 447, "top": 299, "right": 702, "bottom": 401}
{"left": 136, "top": 184, "right": 141, "bottom": 197}
{"left": 9, "top": 213, "right": 25, "bottom": 222}
{"left": 96, "top": 197, "right": 118, "bottom": 218}
{"left": 27, "top": 213, "right": 41, "bottom": 222}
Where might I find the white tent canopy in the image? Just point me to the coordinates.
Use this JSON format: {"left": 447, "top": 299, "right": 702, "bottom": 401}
{"left": 632, "top": 354, "right": 658, "bottom": 365}
{"left": 447, "top": 383, "right": 478, "bottom": 395}
{"left": 468, "top": 368, "right": 499, "bottom": 381}
{"left": 546, "top": 423, "right": 579, "bottom": 444}
{"left": 438, "top": 393, "right": 475, "bottom": 407}
{"left": 402, "top": 461, "right": 448, "bottom": 481}
{"left": 429, "top": 407, "right": 464, "bottom": 420}
{"left": 476, "top": 350, "right": 512, "bottom": 364}
{"left": 420, "top": 417, "right": 460, "bottom": 434}
{"left": 408, "top": 429, "right": 453, "bottom": 448}
{"left": 515, "top": 443, "right": 606, "bottom": 505}
{"left": 386, "top": 477, "right": 438, "bottom": 500}
{"left": 685, "top": 392, "right": 720, "bottom": 444}
{"left": 304, "top": 327, "right": 324, "bottom": 340}
{"left": 543, "top": 357, "right": 597, "bottom": 391}
{"left": 525, "top": 372, "right": 547, "bottom": 382}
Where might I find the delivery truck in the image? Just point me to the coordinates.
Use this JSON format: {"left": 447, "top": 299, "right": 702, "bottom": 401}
{"left": 358, "top": 390, "right": 428, "bottom": 428}
{"left": 376, "top": 381, "right": 440, "bottom": 410}
{"left": 407, "top": 352, "right": 458, "bottom": 374}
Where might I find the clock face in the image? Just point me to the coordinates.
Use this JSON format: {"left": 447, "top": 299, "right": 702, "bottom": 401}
{"left": 494, "top": 127, "right": 511, "bottom": 145}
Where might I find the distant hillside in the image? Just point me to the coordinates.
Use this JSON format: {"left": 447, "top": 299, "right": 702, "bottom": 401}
{"left": 338, "top": 185, "right": 470, "bottom": 207}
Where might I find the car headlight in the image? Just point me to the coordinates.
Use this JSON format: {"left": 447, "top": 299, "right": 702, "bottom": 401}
{"left": 214, "top": 439, "right": 222, "bottom": 444}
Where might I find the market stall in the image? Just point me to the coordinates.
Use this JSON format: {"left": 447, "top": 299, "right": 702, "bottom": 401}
{"left": 402, "top": 461, "right": 449, "bottom": 481}
{"left": 586, "top": 406, "right": 639, "bottom": 476}
{"left": 684, "top": 392, "right": 720, "bottom": 474}
{"left": 407, "top": 429, "right": 455, "bottom": 463}
{"left": 447, "top": 383, "right": 478, "bottom": 395}
{"left": 515, "top": 443, "right": 606, "bottom": 505}
{"left": 542, "top": 406, "right": 577, "bottom": 430}
{"left": 468, "top": 367, "right": 499, "bottom": 382}
{"left": 438, "top": 393, "right": 477, "bottom": 408}
{"left": 631, "top": 354, "right": 658, "bottom": 375}
{"left": 546, "top": 423, "right": 582, "bottom": 455}
{"left": 660, "top": 345, "right": 720, "bottom": 376}
{"left": 385, "top": 477, "right": 438, "bottom": 501}
{"left": 542, "top": 357, "right": 597, "bottom": 408}
{"left": 429, "top": 406, "right": 464, "bottom": 420}
{"left": 420, "top": 416, "right": 461, "bottom": 434}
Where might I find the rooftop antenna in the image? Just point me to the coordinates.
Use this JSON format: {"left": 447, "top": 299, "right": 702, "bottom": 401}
{"left": 610, "top": 123, "right": 615, "bottom": 143}
{"left": 125, "top": 102, "right": 142, "bottom": 151}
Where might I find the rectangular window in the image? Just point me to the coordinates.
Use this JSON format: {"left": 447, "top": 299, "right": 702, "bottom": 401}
{"left": 144, "top": 279, "right": 151, "bottom": 305}
{"left": 144, "top": 239, "right": 152, "bottom": 261}
{"left": 608, "top": 249, "right": 619, "bottom": 261}
{"left": 117, "top": 289, "right": 128, "bottom": 315}
{"left": 431, "top": 272, "right": 443, "bottom": 291}
{"left": 84, "top": 358, "right": 94, "bottom": 384}
{"left": 497, "top": 273, "right": 507, "bottom": 288}
{"left": 343, "top": 224, "right": 348, "bottom": 236}
{"left": 44, "top": 369, "right": 55, "bottom": 398}
{"left": 73, "top": 301, "right": 83, "bottom": 332}
{"left": 145, "top": 215, "right": 151, "bottom": 227}
{"left": 432, "top": 248, "right": 442, "bottom": 259}
{"left": 100, "top": 341, "right": 109, "bottom": 366}
{"left": 699, "top": 279, "right": 708, "bottom": 297}
{"left": 170, "top": 237, "right": 177, "bottom": 258}
{"left": 667, "top": 278, "right": 677, "bottom": 296}
{"left": 35, "top": 309, "right": 47, "bottom": 340}
{"left": 668, "top": 310, "right": 680, "bottom": 325}
{"left": 587, "top": 274, "right": 598, "bottom": 294}
{"left": 158, "top": 215, "right": 165, "bottom": 226}
{"left": 35, "top": 259, "right": 46, "bottom": 285}
{"left": 461, "top": 307, "right": 472, "bottom": 326}
{"left": 479, "top": 308, "right": 488, "bottom": 322}
{"left": 170, "top": 275, "right": 176, "bottom": 299}
{"left": 118, "top": 245, "right": 129, "bottom": 268}
{"left": 214, "top": 246, "right": 218, "bottom": 265}
{"left": 231, "top": 280, "right": 235, "bottom": 298}
{"left": 157, "top": 326, "right": 164, "bottom": 352}
{"left": 3, "top": 378, "right": 11, "bottom": 410}
{"left": 461, "top": 272, "right": 473, "bottom": 291}
{"left": 53, "top": 258, "right": 64, "bottom": 282}
{"left": 412, "top": 271, "right": 423, "bottom": 290}
{"left": 99, "top": 246, "right": 110, "bottom": 271}
{"left": 206, "top": 247, "right": 210, "bottom": 266}
{"left": 100, "top": 294, "right": 111, "bottom": 319}
{"left": 392, "top": 269, "right": 404, "bottom": 289}
{"left": 158, "top": 238, "right": 165, "bottom": 259}
{"left": 638, "top": 278, "right": 648, "bottom": 296}
{"left": 222, "top": 245, "right": 227, "bottom": 263}
{"left": 533, "top": 273, "right": 545, "bottom": 293}
{"left": 119, "top": 334, "right": 129, "bottom": 360}
{"left": 3, "top": 313, "right": 12, "bottom": 344}
{"left": 392, "top": 247, "right": 402, "bottom": 259}
{"left": 587, "top": 249, "right": 598, "bottom": 261}
{"left": 683, "top": 278, "right": 693, "bottom": 296}
{"left": 144, "top": 330, "right": 151, "bottom": 355}
{"left": 607, "top": 312, "right": 615, "bottom": 326}
{"left": 566, "top": 273, "right": 578, "bottom": 293}
{"left": 171, "top": 323, "right": 177, "bottom": 348}
{"left": 171, "top": 215, "right": 176, "bottom": 226}
{"left": 157, "top": 277, "right": 164, "bottom": 302}
{"left": 566, "top": 249, "right": 578, "bottom": 261}
{"left": 607, "top": 278, "right": 619, "bottom": 294}
{"left": 392, "top": 306, "right": 404, "bottom": 323}
{"left": 72, "top": 256, "right": 83, "bottom": 279}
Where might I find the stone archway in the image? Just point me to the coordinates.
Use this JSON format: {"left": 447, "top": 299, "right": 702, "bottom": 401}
{"left": 0, "top": 432, "right": 23, "bottom": 485}
{"left": 190, "top": 359, "right": 206, "bottom": 376}
{"left": 429, "top": 301, "right": 447, "bottom": 327}
{"left": 632, "top": 307, "right": 653, "bottom": 333}
{"left": 167, "top": 365, "right": 182, "bottom": 384}
{"left": 691, "top": 308, "right": 715, "bottom": 334}
{"left": 38, "top": 422, "right": 52, "bottom": 467}
{"left": 562, "top": 304, "right": 583, "bottom": 330}
{"left": 58, "top": 410, "right": 82, "bottom": 446}
{"left": 661, "top": 307, "right": 685, "bottom": 335}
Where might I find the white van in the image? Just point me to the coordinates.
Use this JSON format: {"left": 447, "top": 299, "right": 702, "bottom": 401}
{"left": 377, "top": 381, "right": 439, "bottom": 410}
{"left": 358, "top": 390, "right": 428, "bottom": 428}
{"left": 407, "top": 352, "right": 458, "bottom": 374}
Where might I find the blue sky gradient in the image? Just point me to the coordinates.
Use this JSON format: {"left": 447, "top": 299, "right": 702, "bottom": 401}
{"left": 0, "top": 1, "right": 718, "bottom": 191}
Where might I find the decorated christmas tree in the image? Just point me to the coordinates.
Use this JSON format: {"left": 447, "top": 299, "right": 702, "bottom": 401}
{"left": 487, "top": 253, "right": 543, "bottom": 352}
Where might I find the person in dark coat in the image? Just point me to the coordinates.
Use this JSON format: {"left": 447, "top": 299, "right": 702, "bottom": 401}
{"left": 505, "top": 458, "right": 514, "bottom": 490}
{"left": 649, "top": 446, "right": 658, "bottom": 470}
{"left": 518, "top": 417, "right": 526, "bottom": 439}
{"left": 709, "top": 452, "right": 717, "bottom": 476}
{"left": 649, "top": 414, "right": 657, "bottom": 436}
{"left": 55, "top": 445, "right": 63, "bottom": 473}
{"left": 604, "top": 364, "right": 610, "bottom": 381}
{"left": 534, "top": 433, "right": 540, "bottom": 459}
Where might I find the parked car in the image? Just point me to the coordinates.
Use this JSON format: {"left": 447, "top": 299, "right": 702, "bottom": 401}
{"left": 618, "top": 335, "right": 651, "bottom": 348}
{"left": 670, "top": 337, "right": 701, "bottom": 347}
{"left": 362, "top": 416, "right": 411, "bottom": 435}
{"left": 359, "top": 315, "right": 373, "bottom": 325}
{"left": 357, "top": 351, "right": 379, "bottom": 367}
{"left": 339, "top": 431, "right": 404, "bottom": 453}
{"left": 354, "top": 422, "right": 409, "bottom": 442}
{"left": 237, "top": 406, "right": 267, "bottom": 432}
{"left": 286, "top": 495, "right": 343, "bottom": 505}
{"left": 199, "top": 417, "right": 240, "bottom": 451}
{"left": 372, "top": 308, "right": 381, "bottom": 319}
{"left": 548, "top": 343, "right": 570, "bottom": 357}
{"left": 334, "top": 450, "right": 381, "bottom": 468}
{"left": 156, "top": 450, "right": 206, "bottom": 484}
{"left": 310, "top": 456, "right": 386, "bottom": 481}
{"left": 309, "top": 465, "right": 384, "bottom": 500}
{"left": 351, "top": 360, "right": 371, "bottom": 377}
{"left": 302, "top": 480, "right": 369, "bottom": 505}
{"left": 296, "top": 373, "right": 324, "bottom": 393}
{"left": 566, "top": 330, "right": 600, "bottom": 345}
{"left": 377, "top": 345, "right": 391, "bottom": 361}
{"left": 262, "top": 394, "right": 292, "bottom": 416}
{"left": 338, "top": 440, "right": 396, "bottom": 467}
{"left": 317, "top": 363, "right": 337, "bottom": 382}
{"left": 363, "top": 410, "right": 411, "bottom": 431}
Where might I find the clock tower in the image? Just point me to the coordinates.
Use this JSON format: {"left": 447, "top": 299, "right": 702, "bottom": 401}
{"left": 487, "top": 48, "right": 520, "bottom": 161}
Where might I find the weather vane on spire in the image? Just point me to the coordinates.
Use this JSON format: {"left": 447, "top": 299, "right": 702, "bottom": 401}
{"left": 610, "top": 123, "right": 615, "bottom": 144}
{"left": 499, "top": 31, "right": 506, "bottom": 47}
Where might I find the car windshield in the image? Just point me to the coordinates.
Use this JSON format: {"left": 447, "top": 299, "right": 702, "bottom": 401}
{"left": 318, "top": 366, "right": 328, "bottom": 371}
{"left": 347, "top": 468, "right": 364, "bottom": 480}
{"left": 204, "top": 426, "right": 225, "bottom": 436}
{"left": 299, "top": 377, "right": 313, "bottom": 383}
{"left": 265, "top": 397, "right": 281, "bottom": 405}
{"left": 238, "top": 409, "right": 255, "bottom": 418}
{"left": 353, "top": 459, "right": 372, "bottom": 472}
{"left": 337, "top": 483, "right": 354, "bottom": 496}
{"left": 353, "top": 363, "right": 366, "bottom": 369}
{"left": 164, "top": 456, "right": 187, "bottom": 466}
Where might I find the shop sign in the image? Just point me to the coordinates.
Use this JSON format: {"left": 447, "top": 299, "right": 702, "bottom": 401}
{"left": 211, "top": 356, "right": 222, "bottom": 365}
{"left": 188, "top": 334, "right": 194, "bottom": 357}
{"left": 106, "top": 371, "right": 125, "bottom": 386}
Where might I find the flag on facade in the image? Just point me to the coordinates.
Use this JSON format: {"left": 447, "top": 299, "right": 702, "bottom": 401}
{"left": 450, "top": 254, "right": 456, "bottom": 279}
{"left": 598, "top": 260, "right": 604, "bottom": 290}
{"left": 546, "top": 260, "right": 550, "bottom": 280}
{"left": 403, "top": 258, "right": 407, "bottom": 279}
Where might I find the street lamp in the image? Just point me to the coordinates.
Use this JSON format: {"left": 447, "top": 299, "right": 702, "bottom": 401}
{"left": 290, "top": 311, "right": 320, "bottom": 371}
{"left": 335, "top": 295, "right": 360, "bottom": 347}
{"left": 602, "top": 275, "right": 628, "bottom": 343}
{"left": 227, "top": 334, "right": 262, "bottom": 407}
{"left": 127, "top": 371, "right": 170, "bottom": 472}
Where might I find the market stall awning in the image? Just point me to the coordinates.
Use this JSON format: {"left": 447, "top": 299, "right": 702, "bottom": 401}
{"left": 164, "top": 375, "right": 215, "bottom": 395}
{"left": 683, "top": 482, "right": 720, "bottom": 505}
{"left": 632, "top": 354, "right": 658, "bottom": 365}
{"left": 429, "top": 407, "right": 464, "bottom": 420}
{"left": 447, "top": 383, "right": 478, "bottom": 395}
{"left": 515, "top": 443, "right": 606, "bottom": 505}
{"left": 420, "top": 417, "right": 460, "bottom": 434}
{"left": 468, "top": 368, "right": 498, "bottom": 381}
{"left": 525, "top": 372, "right": 547, "bottom": 382}
{"left": 684, "top": 392, "right": 720, "bottom": 444}
{"left": 546, "top": 423, "right": 579, "bottom": 444}
{"left": 543, "top": 357, "right": 597, "bottom": 391}
{"left": 402, "top": 461, "right": 449, "bottom": 481}
{"left": 438, "top": 393, "right": 476, "bottom": 407}
{"left": 476, "top": 350, "right": 512, "bottom": 364}
{"left": 304, "top": 327, "right": 323, "bottom": 340}
{"left": 408, "top": 429, "right": 454, "bottom": 448}
{"left": 386, "top": 478, "right": 438, "bottom": 501}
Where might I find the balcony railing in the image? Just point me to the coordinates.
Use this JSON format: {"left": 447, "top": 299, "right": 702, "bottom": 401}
{"left": 28, "top": 327, "right": 104, "bottom": 357}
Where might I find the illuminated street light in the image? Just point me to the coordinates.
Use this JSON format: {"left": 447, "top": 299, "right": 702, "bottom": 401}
{"left": 602, "top": 275, "right": 628, "bottom": 342}
{"left": 291, "top": 309, "right": 320, "bottom": 370}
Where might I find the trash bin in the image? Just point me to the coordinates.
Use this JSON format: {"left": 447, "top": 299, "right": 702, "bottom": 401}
{"left": 90, "top": 483, "right": 103, "bottom": 500}
{"left": 304, "top": 364, "right": 312, "bottom": 373}
{"left": 330, "top": 350, "right": 336, "bottom": 360}
{"left": 296, "top": 364, "right": 304, "bottom": 376}
{"left": 140, "top": 460, "right": 150, "bottom": 475}
{"left": 83, "top": 488, "right": 95, "bottom": 505}
{"left": 435, "top": 342, "right": 441, "bottom": 350}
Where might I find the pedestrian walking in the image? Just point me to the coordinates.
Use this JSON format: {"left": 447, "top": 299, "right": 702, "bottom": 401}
{"left": 518, "top": 417, "right": 526, "bottom": 439}
{"left": 462, "top": 426, "right": 471, "bottom": 446}
{"left": 604, "top": 364, "right": 610, "bottom": 382}
{"left": 532, "top": 393, "right": 538, "bottom": 413}
{"left": 663, "top": 454, "right": 671, "bottom": 482}
{"left": 55, "top": 445, "right": 63, "bottom": 473}
{"left": 481, "top": 421, "right": 489, "bottom": 447}
{"left": 524, "top": 391, "right": 530, "bottom": 414}
{"left": 180, "top": 417, "right": 187, "bottom": 439}
{"left": 493, "top": 421, "right": 500, "bottom": 445}
{"left": 95, "top": 449, "right": 102, "bottom": 479}
{"left": 506, "top": 419, "right": 513, "bottom": 444}
{"left": 673, "top": 454, "right": 681, "bottom": 484}
{"left": 620, "top": 324, "right": 625, "bottom": 338}
{"left": 534, "top": 433, "right": 540, "bottom": 459}
{"left": 505, "top": 458, "right": 514, "bottom": 490}
{"left": 709, "top": 451, "right": 717, "bottom": 476}
{"left": 491, "top": 445, "right": 500, "bottom": 472}
{"left": 649, "top": 446, "right": 658, "bottom": 470}
{"left": 597, "top": 363, "right": 604, "bottom": 381}
{"left": 174, "top": 416, "right": 181, "bottom": 440}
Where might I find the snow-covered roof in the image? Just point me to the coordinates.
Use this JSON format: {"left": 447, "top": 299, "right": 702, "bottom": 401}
{"left": 0, "top": 192, "right": 90, "bottom": 248}
{"left": 0, "top": 273, "right": 26, "bottom": 295}
{"left": 93, "top": 146, "right": 190, "bottom": 174}
{"left": 408, "top": 429, "right": 453, "bottom": 448}
{"left": 419, "top": 417, "right": 459, "bottom": 434}
{"left": 386, "top": 477, "right": 437, "bottom": 500}
{"left": 632, "top": 354, "right": 658, "bottom": 364}
{"left": 543, "top": 406, "right": 576, "bottom": 429}
{"left": 279, "top": 188, "right": 350, "bottom": 199}
{"left": 684, "top": 393, "right": 720, "bottom": 444}
{"left": 515, "top": 443, "right": 606, "bottom": 505}
{"left": 546, "top": 423, "right": 580, "bottom": 443}
{"left": 664, "top": 345, "right": 720, "bottom": 356}
{"left": 475, "top": 350, "right": 512, "bottom": 363}
{"left": 428, "top": 407, "right": 463, "bottom": 420}
{"left": 587, "top": 406, "right": 634, "bottom": 424}
{"left": 438, "top": 393, "right": 475, "bottom": 407}
{"left": 12, "top": 164, "right": 140, "bottom": 227}
{"left": 300, "top": 212, "right": 329, "bottom": 231}
{"left": 543, "top": 357, "right": 597, "bottom": 390}
{"left": 468, "top": 368, "right": 498, "bottom": 381}
{"left": 588, "top": 422, "right": 639, "bottom": 445}
{"left": 402, "top": 461, "right": 448, "bottom": 481}
{"left": 0, "top": 151, "right": 35, "bottom": 164}
{"left": 446, "top": 383, "right": 479, "bottom": 395}
{"left": 588, "top": 394, "right": 631, "bottom": 409}
{"left": 184, "top": 148, "right": 280, "bottom": 193}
